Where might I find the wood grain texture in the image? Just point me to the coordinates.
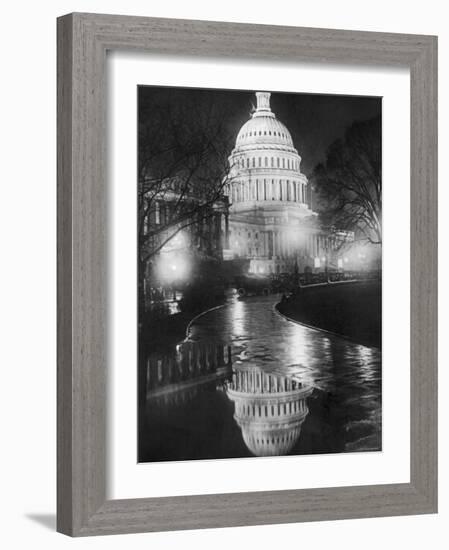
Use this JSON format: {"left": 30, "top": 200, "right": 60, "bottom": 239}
{"left": 57, "top": 13, "right": 74, "bottom": 536}
{"left": 56, "top": 12, "right": 438, "bottom": 536}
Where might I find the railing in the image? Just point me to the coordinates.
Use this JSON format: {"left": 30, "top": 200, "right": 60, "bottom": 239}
{"left": 297, "top": 270, "right": 380, "bottom": 288}
{"left": 145, "top": 341, "right": 232, "bottom": 396}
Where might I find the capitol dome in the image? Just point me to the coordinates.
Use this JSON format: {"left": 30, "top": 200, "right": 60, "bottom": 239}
{"left": 224, "top": 90, "right": 317, "bottom": 277}
{"left": 226, "top": 91, "right": 308, "bottom": 206}
{"left": 235, "top": 92, "right": 295, "bottom": 149}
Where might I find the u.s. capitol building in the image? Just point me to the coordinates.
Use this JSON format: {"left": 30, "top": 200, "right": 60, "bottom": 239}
{"left": 225, "top": 91, "right": 337, "bottom": 275}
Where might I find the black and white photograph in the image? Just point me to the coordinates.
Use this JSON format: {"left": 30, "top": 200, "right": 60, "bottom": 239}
{"left": 0, "top": 0, "right": 442, "bottom": 544}
{"left": 138, "top": 86, "right": 382, "bottom": 463}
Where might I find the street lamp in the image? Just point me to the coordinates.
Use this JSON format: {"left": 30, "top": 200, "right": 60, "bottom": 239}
{"left": 157, "top": 252, "right": 190, "bottom": 284}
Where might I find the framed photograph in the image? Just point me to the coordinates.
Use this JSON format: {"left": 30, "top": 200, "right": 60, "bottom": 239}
{"left": 57, "top": 13, "right": 437, "bottom": 536}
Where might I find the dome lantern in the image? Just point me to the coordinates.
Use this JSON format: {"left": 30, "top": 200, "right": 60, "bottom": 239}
{"left": 253, "top": 91, "right": 274, "bottom": 118}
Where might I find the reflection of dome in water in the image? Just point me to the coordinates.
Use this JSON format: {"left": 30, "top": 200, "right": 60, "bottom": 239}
{"left": 226, "top": 367, "right": 313, "bottom": 457}
{"left": 241, "top": 420, "right": 304, "bottom": 456}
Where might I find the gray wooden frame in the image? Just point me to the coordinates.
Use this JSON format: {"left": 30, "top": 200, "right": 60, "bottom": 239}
{"left": 57, "top": 12, "right": 438, "bottom": 537}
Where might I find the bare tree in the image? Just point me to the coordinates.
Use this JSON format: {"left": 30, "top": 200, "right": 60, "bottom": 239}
{"left": 138, "top": 90, "right": 236, "bottom": 311}
{"left": 311, "top": 116, "right": 381, "bottom": 245}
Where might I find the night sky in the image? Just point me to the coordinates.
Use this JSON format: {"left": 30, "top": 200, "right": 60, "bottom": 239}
{"left": 138, "top": 86, "right": 381, "bottom": 177}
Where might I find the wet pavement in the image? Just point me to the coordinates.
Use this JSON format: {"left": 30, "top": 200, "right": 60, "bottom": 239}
{"left": 139, "top": 295, "right": 381, "bottom": 462}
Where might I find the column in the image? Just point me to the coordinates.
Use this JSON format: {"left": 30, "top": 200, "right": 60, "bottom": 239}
{"left": 224, "top": 213, "right": 229, "bottom": 249}
{"left": 227, "top": 345, "right": 232, "bottom": 366}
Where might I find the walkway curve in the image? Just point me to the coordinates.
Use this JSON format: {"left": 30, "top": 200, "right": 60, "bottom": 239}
{"left": 187, "top": 294, "right": 381, "bottom": 446}
{"left": 141, "top": 294, "right": 382, "bottom": 460}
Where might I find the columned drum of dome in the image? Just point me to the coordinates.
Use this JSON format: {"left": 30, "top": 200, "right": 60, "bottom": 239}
{"left": 225, "top": 91, "right": 322, "bottom": 275}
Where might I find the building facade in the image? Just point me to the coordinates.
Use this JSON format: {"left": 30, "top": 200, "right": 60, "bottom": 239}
{"left": 225, "top": 91, "right": 337, "bottom": 275}
{"left": 139, "top": 178, "right": 229, "bottom": 308}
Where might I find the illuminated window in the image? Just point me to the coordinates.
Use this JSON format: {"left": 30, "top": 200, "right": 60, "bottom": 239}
{"left": 155, "top": 202, "right": 160, "bottom": 224}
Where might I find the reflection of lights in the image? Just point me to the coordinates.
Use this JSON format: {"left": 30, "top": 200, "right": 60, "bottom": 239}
{"left": 229, "top": 298, "right": 246, "bottom": 338}
{"left": 321, "top": 256, "right": 326, "bottom": 262}
{"left": 355, "top": 345, "right": 378, "bottom": 383}
{"left": 344, "top": 257, "right": 349, "bottom": 263}
{"left": 314, "top": 257, "right": 321, "bottom": 268}
{"left": 357, "top": 345, "right": 374, "bottom": 362}
{"left": 337, "top": 258, "right": 343, "bottom": 269}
